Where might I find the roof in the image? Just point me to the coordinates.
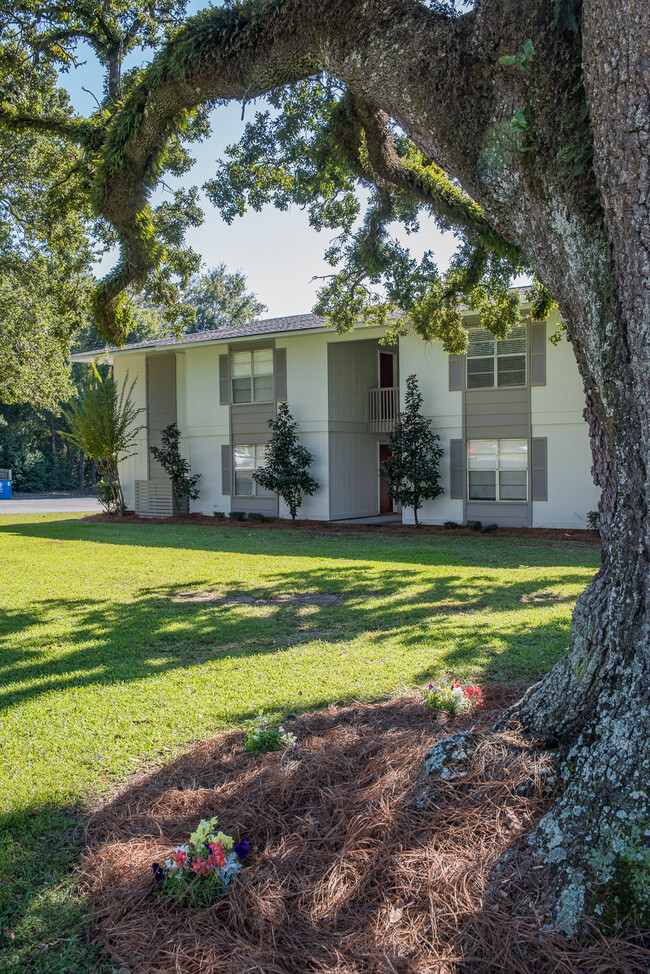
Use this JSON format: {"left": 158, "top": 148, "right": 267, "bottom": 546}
{"left": 70, "top": 313, "right": 328, "bottom": 362}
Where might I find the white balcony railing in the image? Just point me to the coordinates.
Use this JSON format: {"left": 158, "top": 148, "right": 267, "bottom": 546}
{"left": 367, "top": 387, "right": 399, "bottom": 433}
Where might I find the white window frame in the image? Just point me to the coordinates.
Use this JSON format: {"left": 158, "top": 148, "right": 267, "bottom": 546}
{"left": 466, "top": 325, "right": 527, "bottom": 390}
{"left": 467, "top": 438, "right": 528, "bottom": 502}
{"left": 231, "top": 348, "right": 274, "bottom": 404}
{"left": 233, "top": 444, "right": 272, "bottom": 497}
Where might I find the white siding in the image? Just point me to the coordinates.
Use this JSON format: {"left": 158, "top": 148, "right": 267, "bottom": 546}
{"left": 182, "top": 345, "right": 230, "bottom": 515}
{"left": 113, "top": 353, "right": 148, "bottom": 511}
{"left": 531, "top": 316, "right": 600, "bottom": 528}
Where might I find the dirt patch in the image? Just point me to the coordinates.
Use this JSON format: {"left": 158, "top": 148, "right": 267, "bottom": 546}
{"left": 171, "top": 591, "right": 345, "bottom": 606}
{"left": 83, "top": 511, "right": 601, "bottom": 545}
{"left": 83, "top": 692, "right": 649, "bottom": 973}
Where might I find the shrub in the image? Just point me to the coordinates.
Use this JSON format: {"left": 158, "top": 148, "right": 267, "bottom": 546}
{"left": 229, "top": 511, "right": 247, "bottom": 521}
{"left": 61, "top": 365, "right": 143, "bottom": 515}
{"left": 247, "top": 512, "right": 266, "bottom": 522}
{"left": 423, "top": 681, "right": 484, "bottom": 715}
{"left": 149, "top": 423, "right": 200, "bottom": 512}
{"left": 381, "top": 374, "right": 443, "bottom": 527}
{"left": 481, "top": 522, "right": 498, "bottom": 533}
{"left": 244, "top": 716, "right": 297, "bottom": 752}
{"left": 443, "top": 520, "right": 460, "bottom": 529}
{"left": 213, "top": 510, "right": 225, "bottom": 519}
{"left": 587, "top": 510, "right": 601, "bottom": 531}
{"left": 465, "top": 519, "right": 482, "bottom": 531}
{"left": 253, "top": 402, "right": 319, "bottom": 519}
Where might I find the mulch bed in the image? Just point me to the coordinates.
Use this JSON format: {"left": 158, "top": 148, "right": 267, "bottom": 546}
{"left": 82, "top": 692, "right": 649, "bottom": 973}
{"left": 82, "top": 511, "right": 600, "bottom": 544}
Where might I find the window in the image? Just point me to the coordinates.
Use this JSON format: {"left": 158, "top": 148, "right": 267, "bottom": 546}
{"left": 231, "top": 348, "right": 274, "bottom": 403}
{"left": 467, "top": 439, "right": 528, "bottom": 501}
{"left": 233, "top": 445, "right": 273, "bottom": 497}
{"left": 466, "top": 325, "right": 527, "bottom": 389}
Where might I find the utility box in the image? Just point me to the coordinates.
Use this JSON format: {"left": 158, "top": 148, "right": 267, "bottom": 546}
{"left": 0, "top": 469, "right": 12, "bottom": 499}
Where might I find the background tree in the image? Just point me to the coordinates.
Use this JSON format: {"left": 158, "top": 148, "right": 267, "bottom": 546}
{"left": 5, "top": 0, "right": 650, "bottom": 935}
{"left": 149, "top": 421, "right": 200, "bottom": 512}
{"left": 381, "top": 374, "right": 443, "bottom": 527}
{"left": 184, "top": 264, "right": 267, "bottom": 331}
{"left": 62, "top": 366, "right": 143, "bottom": 514}
{"left": 253, "top": 403, "right": 318, "bottom": 519}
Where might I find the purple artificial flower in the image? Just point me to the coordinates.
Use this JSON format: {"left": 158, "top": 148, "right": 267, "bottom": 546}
{"left": 234, "top": 841, "right": 249, "bottom": 861}
{"left": 151, "top": 862, "right": 165, "bottom": 884}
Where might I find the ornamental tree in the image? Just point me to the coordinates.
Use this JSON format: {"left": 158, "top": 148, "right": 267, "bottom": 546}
{"left": 252, "top": 403, "right": 318, "bottom": 519}
{"left": 62, "top": 366, "right": 143, "bottom": 514}
{"left": 381, "top": 374, "right": 443, "bottom": 526}
{"left": 6, "top": 0, "right": 650, "bottom": 936}
{"left": 149, "top": 422, "right": 200, "bottom": 511}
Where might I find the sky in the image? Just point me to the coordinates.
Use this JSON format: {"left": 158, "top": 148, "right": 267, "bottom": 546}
{"left": 62, "top": 5, "right": 472, "bottom": 319}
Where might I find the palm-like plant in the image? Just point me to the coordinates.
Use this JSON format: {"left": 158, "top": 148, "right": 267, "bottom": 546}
{"left": 62, "top": 364, "right": 144, "bottom": 514}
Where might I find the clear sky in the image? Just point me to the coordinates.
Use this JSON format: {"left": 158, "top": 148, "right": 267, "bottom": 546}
{"left": 63, "top": 5, "right": 483, "bottom": 319}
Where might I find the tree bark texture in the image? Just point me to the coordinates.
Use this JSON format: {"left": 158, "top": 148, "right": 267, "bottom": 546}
{"left": 94, "top": 0, "right": 650, "bottom": 933}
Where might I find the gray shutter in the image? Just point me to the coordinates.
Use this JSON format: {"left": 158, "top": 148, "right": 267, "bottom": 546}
{"left": 448, "top": 354, "right": 464, "bottom": 391}
{"left": 219, "top": 354, "right": 231, "bottom": 405}
{"left": 275, "top": 347, "right": 287, "bottom": 401}
{"left": 531, "top": 437, "right": 548, "bottom": 501}
{"left": 221, "top": 443, "right": 232, "bottom": 496}
{"left": 530, "top": 321, "right": 546, "bottom": 386}
{"left": 449, "top": 439, "right": 465, "bottom": 499}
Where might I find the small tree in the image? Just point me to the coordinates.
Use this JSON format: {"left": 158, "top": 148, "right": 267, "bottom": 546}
{"left": 253, "top": 403, "right": 319, "bottom": 519}
{"left": 62, "top": 364, "right": 144, "bottom": 514}
{"left": 381, "top": 374, "right": 443, "bottom": 527}
{"left": 149, "top": 423, "right": 200, "bottom": 511}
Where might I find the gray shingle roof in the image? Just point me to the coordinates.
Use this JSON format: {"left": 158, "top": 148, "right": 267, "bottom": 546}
{"left": 73, "top": 313, "right": 328, "bottom": 359}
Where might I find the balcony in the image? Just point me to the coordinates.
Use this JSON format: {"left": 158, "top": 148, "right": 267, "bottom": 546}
{"left": 367, "top": 387, "right": 399, "bottom": 433}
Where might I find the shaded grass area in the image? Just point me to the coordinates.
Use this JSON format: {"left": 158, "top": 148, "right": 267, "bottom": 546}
{"left": 0, "top": 514, "right": 599, "bottom": 972}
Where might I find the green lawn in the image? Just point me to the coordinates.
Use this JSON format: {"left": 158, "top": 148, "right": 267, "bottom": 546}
{"left": 0, "top": 514, "right": 599, "bottom": 972}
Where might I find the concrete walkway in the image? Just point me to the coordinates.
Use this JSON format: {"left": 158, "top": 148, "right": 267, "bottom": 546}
{"left": 331, "top": 513, "right": 402, "bottom": 526}
{"left": 0, "top": 492, "right": 102, "bottom": 514}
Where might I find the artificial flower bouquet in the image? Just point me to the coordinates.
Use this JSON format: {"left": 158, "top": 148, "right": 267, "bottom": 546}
{"left": 423, "top": 680, "right": 484, "bottom": 715}
{"left": 244, "top": 715, "right": 297, "bottom": 752}
{"left": 152, "top": 816, "right": 249, "bottom": 906}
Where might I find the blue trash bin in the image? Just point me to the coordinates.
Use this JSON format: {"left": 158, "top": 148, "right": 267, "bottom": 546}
{"left": 0, "top": 469, "right": 12, "bottom": 499}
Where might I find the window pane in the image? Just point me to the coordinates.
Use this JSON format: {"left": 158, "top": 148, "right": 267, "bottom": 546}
{"left": 468, "top": 471, "right": 496, "bottom": 500}
{"left": 499, "top": 470, "right": 527, "bottom": 500}
{"left": 498, "top": 439, "right": 528, "bottom": 469}
{"left": 233, "top": 446, "right": 255, "bottom": 469}
{"left": 467, "top": 328, "right": 495, "bottom": 358}
{"left": 497, "top": 326, "right": 527, "bottom": 357}
{"left": 252, "top": 348, "right": 274, "bottom": 375}
{"left": 231, "top": 351, "right": 252, "bottom": 377}
{"left": 497, "top": 354, "right": 526, "bottom": 387}
{"left": 467, "top": 440, "right": 497, "bottom": 469}
{"left": 253, "top": 374, "right": 274, "bottom": 402}
{"left": 255, "top": 445, "right": 267, "bottom": 464}
{"left": 232, "top": 377, "right": 252, "bottom": 403}
{"left": 234, "top": 471, "right": 254, "bottom": 496}
{"left": 467, "top": 357, "right": 495, "bottom": 388}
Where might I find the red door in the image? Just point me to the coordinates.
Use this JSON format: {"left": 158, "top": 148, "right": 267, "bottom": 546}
{"left": 379, "top": 444, "right": 393, "bottom": 514}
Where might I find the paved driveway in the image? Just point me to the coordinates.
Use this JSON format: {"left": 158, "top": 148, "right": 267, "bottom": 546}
{"left": 0, "top": 493, "right": 102, "bottom": 514}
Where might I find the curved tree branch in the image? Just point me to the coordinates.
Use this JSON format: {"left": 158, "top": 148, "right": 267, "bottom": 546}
{"left": 91, "top": 0, "right": 489, "bottom": 340}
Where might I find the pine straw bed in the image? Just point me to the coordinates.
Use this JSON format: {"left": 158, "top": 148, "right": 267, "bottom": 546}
{"left": 83, "top": 692, "right": 650, "bottom": 973}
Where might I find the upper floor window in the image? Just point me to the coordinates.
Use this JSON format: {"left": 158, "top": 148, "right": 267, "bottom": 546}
{"left": 232, "top": 348, "right": 274, "bottom": 403}
{"left": 466, "top": 325, "right": 527, "bottom": 389}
